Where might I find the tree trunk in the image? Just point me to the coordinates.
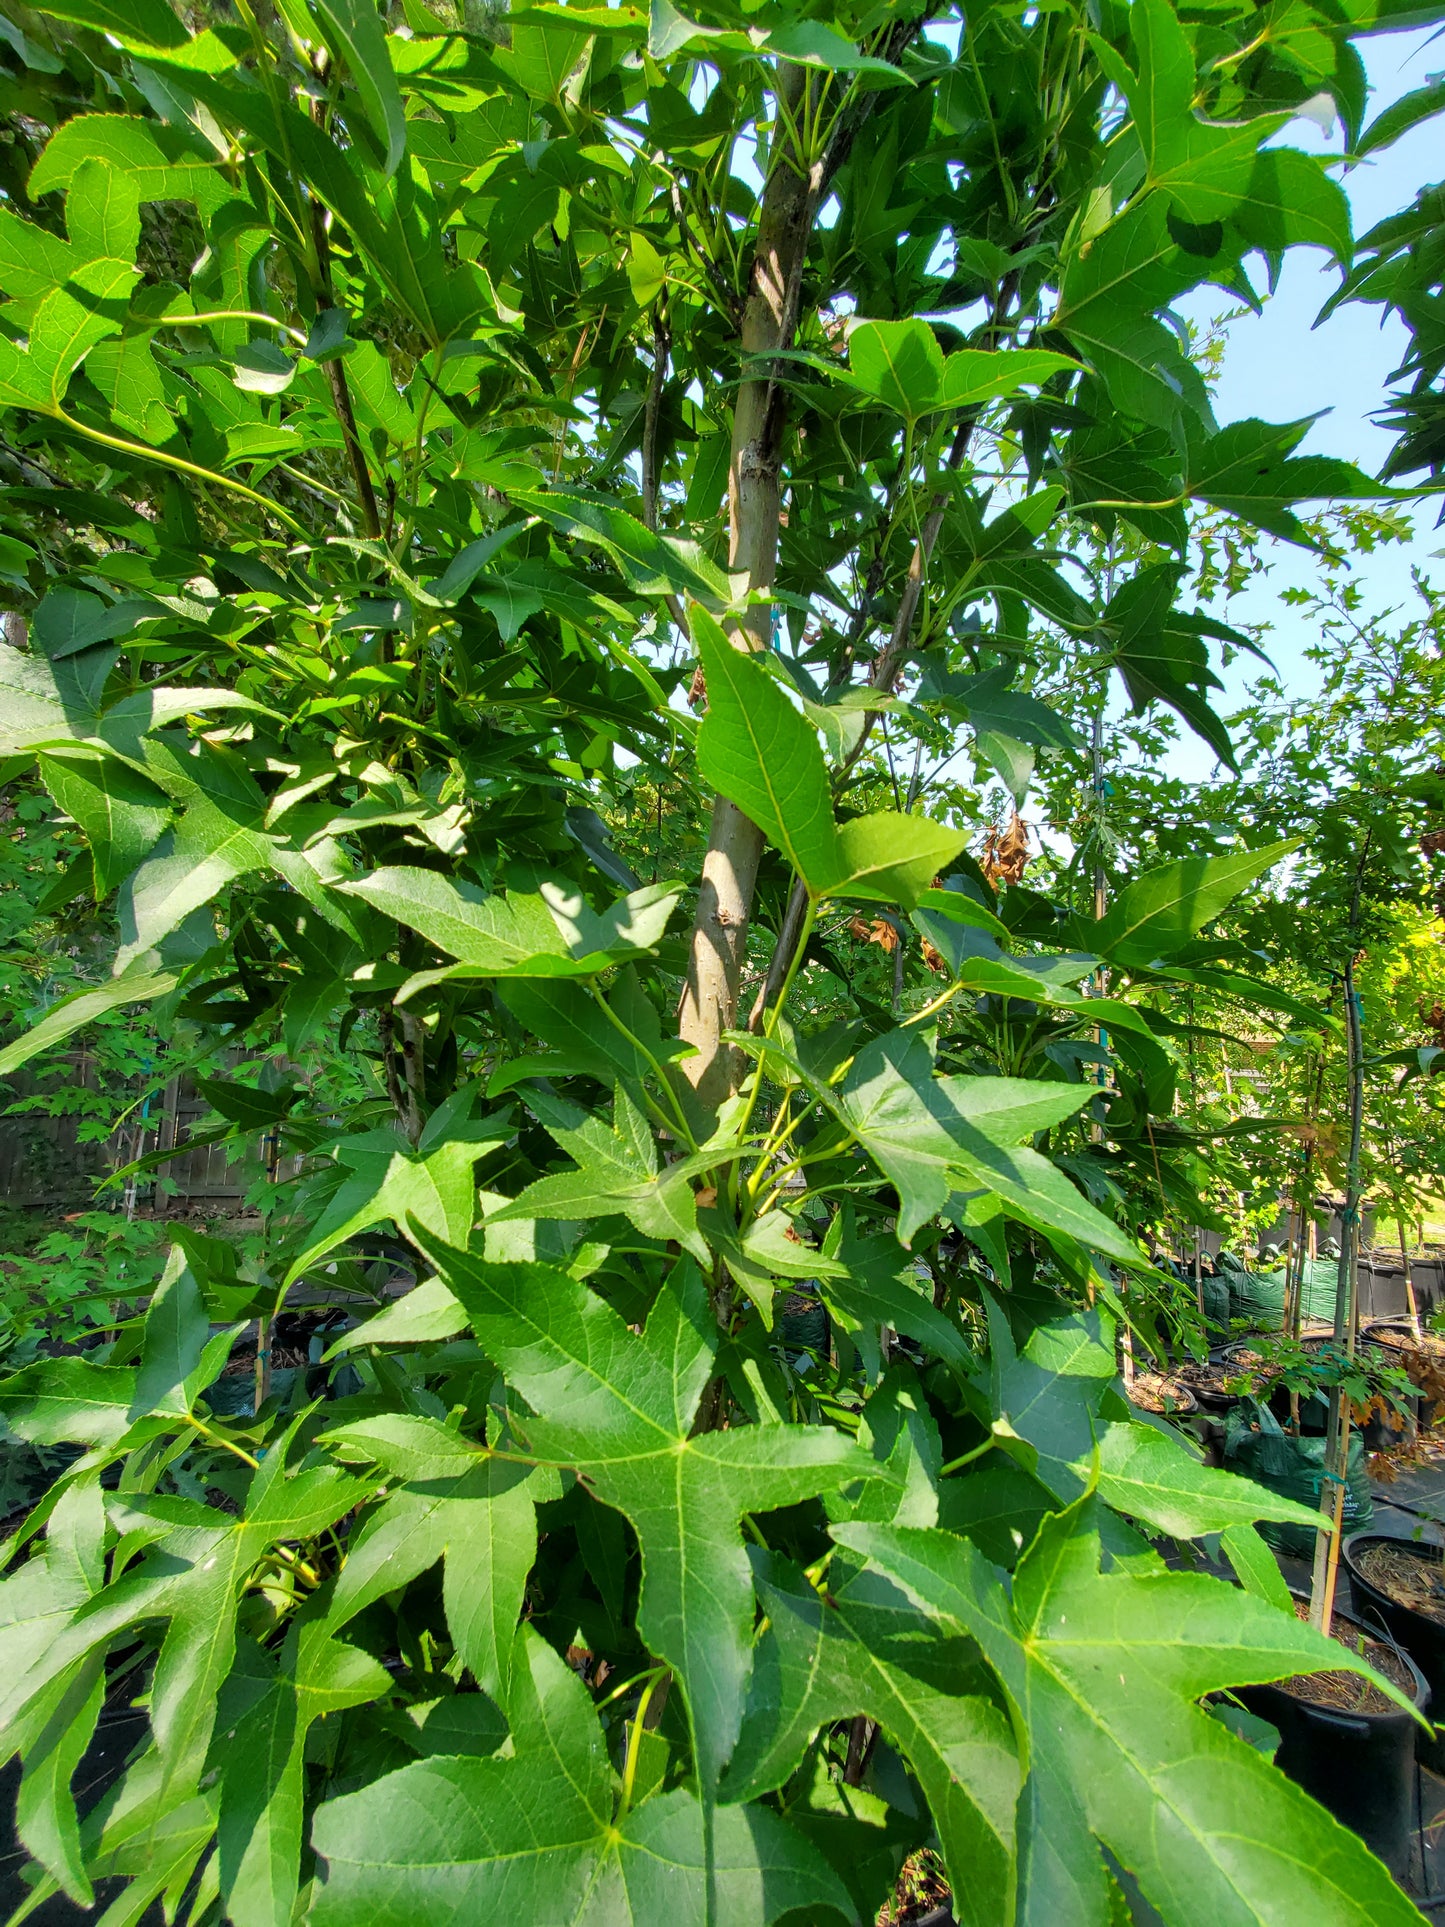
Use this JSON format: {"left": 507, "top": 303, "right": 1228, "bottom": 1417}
{"left": 677, "top": 25, "right": 927, "bottom": 1100}
{"left": 678, "top": 64, "right": 822, "bottom": 1108}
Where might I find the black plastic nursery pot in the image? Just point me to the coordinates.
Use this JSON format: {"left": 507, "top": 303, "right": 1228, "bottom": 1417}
{"left": 1263, "top": 1354, "right": 1411, "bottom": 1453}
{"left": 1174, "top": 1345, "right": 1265, "bottom": 1415}
{"left": 1238, "top": 1595, "right": 1429, "bottom": 1879}
{"left": 1371, "top": 1320, "right": 1443, "bottom": 1349}
{"left": 1345, "top": 1532, "right": 1445, "bottom": 1771}
{"left": 1126, "top": 1372, "right": 1198, "bottom": 1419}
{"left": 1178, "top": 1371, "right": 1240, "bottom": 1416}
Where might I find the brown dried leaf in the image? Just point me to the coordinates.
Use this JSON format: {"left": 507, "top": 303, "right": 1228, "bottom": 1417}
{"left": 981, "top": 810, "right": 1031, "bottom": 884}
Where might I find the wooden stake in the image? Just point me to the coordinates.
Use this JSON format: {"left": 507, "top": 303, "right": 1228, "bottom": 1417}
{"left": 255, "top": 1313, "right": 272, "bottom": 1413}
{"left": 1310, "top": 950, "right": 1366, "bottom": 1633}
{"left": 257, "top": 1119, "right": 282, "bottom": 1413}
{"left": 1400, "top": 1210, "right": 1422, "bottom": 1341}
{"left": 1311, "top": 1389, "right": 1350, "bottom": 1633}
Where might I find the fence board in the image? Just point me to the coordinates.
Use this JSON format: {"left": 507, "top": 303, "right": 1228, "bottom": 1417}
{"left": 1, "top": 1056, "right": 260, "bottom": 1210}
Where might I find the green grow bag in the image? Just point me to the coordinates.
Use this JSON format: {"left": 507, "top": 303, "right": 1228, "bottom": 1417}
{"left": 1224, "top": 1262, "right": 1288, "bottom": 1329}
{"left": 1223, "top": 1403, "right": 1372, "bottom": 1557}
{"left": 1225, "top": 1257, "right": 1345, "bottom": 1329}
{"left": 1294, "top": 1257, "right": 1348, "bottom": 1324}
{"left": 777, "top": 1290, "right": 829, "bottom": 1355}
{"left": 1200, "top": 1273, "right": 1232, "bottom": 1337}
{"left": 201, "top": 1366, "right": 302, "bottom": 1418}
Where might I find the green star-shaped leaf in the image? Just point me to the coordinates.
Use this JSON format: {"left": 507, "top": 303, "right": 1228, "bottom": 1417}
{"left": 311, "top": 1625, "right": 851, "bottom": 1925}
{"left": 723, "top": 1551, "right": 1018, "bottom": 1927}
{"left": 412, "top": 1232, "right": 887, "bottom": 1792}
{"left": 837, "top": 1498, "right": 1422, "bottom": 1927}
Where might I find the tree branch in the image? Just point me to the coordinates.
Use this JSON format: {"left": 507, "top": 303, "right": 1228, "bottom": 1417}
{"left": 749, "top": 413, "right": 979, "bottom": 1026}
{"left": 397, "top": 1008, "right": 428, "bottom": 1147}
{"left": 745, "top": 255, "right": 1026, "bottom": 1028}
{"left": 310, "top": 199, "right": 384, "bottom": 542}
{"left": 642, "top": 307, "right": 670, "bottom": 534}
{"left": 638, "top": 309, "right": 690, "bottom": 642}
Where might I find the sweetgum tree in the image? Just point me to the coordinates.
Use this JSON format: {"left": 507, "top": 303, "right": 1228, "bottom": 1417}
{"left": 0, "top": 0, "right": 1437, "bottom": 1920}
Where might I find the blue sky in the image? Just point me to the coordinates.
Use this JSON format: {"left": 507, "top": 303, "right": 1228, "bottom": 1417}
{"left": 1172, "top": 27, "right": 1443, "bottom": 766}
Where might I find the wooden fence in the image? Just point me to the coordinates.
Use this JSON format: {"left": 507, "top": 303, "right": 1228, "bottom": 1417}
{"left": 6, "top": 1076, "right": 1444, "bottom": 1321}
{"left": 0, "top": 1056, "right": 263, "bottom": 1212}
